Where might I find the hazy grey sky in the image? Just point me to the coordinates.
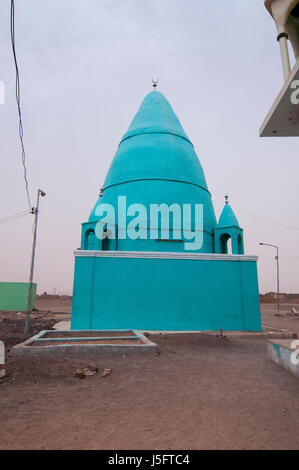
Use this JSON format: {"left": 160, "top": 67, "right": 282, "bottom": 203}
{"left": 0, "top": 0, "right": 298, "bottom": 294}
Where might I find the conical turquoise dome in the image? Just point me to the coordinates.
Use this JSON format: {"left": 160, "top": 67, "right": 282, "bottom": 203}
{"left": 102, "top": 91, "right": 209, "bottom": 190}
{"left": 121, "top": 90, "right": 191, "bottom": 144}
{"left": 217, "top": 204, "right": 240, "bottom": 228}
{"left": 89, "top": 90, "right": 217, "bottom": 252}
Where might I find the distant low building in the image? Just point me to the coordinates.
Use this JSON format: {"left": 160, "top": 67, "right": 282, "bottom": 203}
{"left": 260, "top": 292, "right": 299, "bottom": 302}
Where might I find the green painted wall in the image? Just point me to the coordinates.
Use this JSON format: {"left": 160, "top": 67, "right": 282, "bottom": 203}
{"left": 0, "top": 282, "right": 37, "bottom": 311}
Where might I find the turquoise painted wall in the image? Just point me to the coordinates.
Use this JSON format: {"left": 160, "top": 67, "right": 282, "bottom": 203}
{"left": 71, "top": 255, "right": 261, "bottom": 331}
{"left": 0, "top": 282, "right": 37, "bottom": 311}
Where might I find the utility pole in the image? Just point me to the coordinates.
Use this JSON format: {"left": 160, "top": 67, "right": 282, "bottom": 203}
{"left": 25, "top": 188, "right": 46, "bottom": 334}
{"left": 259, "top": 242, "right": 280, "bottom": 315}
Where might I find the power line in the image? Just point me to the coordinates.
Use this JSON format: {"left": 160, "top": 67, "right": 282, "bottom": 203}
{"left": 231, "top": 204, "right": 299, "bottom": 231}
{"left": 0, "top": 211, "right": 31, "bottom": 225}
{"left": 0, "top": 209, "right": 31, "bottom": 222}
{"left": 0, "top": 213, "right": 31, "bottom": 225}
{"left": 10, "top": 0, "right": 31, "bottom": 208}
{"left": 0, "top": 209, "right": 32, "bottom": 225}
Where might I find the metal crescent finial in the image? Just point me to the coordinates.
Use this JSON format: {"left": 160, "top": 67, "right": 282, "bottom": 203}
{"left": 225, "top": 195, "right": 229, "bottom": 204}
{"left": 152, "top": 78, "right": 159, "bottom": 89}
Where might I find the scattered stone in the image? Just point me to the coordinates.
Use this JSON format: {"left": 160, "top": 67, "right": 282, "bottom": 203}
{"left": 101, "top": 368, "right": 112, "bottom": 377}
{"left": 83, "top": 368, "right": 97, "bottom": 376}
{"left": 0, "top": 368, "right": 6, "bottom": 380}
{"left": 74, "top": 365, "right": 99, "bottom": 378}
{"left": 74, "top": 368, "right": 85, "bottom": 379}
{"left": 286, "top": 308, "right": 299, "bottom": 317}
{"left": 86, "top": 364, "right": 98, "bottom": 372}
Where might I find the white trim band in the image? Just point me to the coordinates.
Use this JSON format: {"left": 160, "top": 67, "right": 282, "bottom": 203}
{"left": 74, "top": 250, "right": 258, "bottom": 262}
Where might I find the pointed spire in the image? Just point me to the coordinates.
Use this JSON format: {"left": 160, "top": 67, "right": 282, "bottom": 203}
{"left": 217, "top": 199, "right": 240, "bottom": 228}
{"left": 120, "top": 90, "right": 191, "bottom": 144}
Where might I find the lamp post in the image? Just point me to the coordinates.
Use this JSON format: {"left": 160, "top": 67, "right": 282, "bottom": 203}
{"left": 25, "top": 188, "right": 46, "bottom": 334}
{"left": 259, "top": 242, "right": 280, "bottom": 315}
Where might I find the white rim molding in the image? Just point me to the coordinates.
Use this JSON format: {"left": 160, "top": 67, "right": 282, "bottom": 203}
{"left": 74, "top": 250, "right": 258, "bottom": 262}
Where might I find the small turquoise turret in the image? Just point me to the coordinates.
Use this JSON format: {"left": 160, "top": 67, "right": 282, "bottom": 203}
{"left": 214, "top": 196, "right": 244, "bottom": 254}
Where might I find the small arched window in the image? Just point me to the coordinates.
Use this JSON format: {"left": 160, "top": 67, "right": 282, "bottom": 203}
{"left": 85, "top": 229, "right": 96, "bottom": 250}
{"left": 220, "top": 233, "right": 232, "bottom": 254}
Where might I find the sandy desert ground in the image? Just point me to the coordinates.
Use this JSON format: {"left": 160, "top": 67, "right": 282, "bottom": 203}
{"left": 1, "top": 299, "right": 299, "bottom": 450}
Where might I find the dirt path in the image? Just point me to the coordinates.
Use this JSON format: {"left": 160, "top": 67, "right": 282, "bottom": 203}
{"left": 1, "top": 304, "right": 299, "bottom": 450}
{"left": 1, "top": 333, "right": 299, "bottom": 449}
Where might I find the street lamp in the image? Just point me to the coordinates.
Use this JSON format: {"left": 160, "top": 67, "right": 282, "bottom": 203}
{"left": 25, "top": 188, "right": 46, "bottom": 334}
{"left": 259, "top": 242, "right": 280, "bottom": 315}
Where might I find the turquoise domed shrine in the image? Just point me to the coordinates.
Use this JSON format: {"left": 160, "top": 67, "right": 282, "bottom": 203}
{"left": 71, "top": 90, "right": 261, "bottom": 332}
{"left": 84, "top": 91, "right": 216, "bottom": 253}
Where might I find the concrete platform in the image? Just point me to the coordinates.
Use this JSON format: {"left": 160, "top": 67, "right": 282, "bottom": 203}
{"left": 145, "top": 328, "right": 297, "bottom": 339}
{"left": 11, "top": 325, "right": 296, "bottom": 359}
{"left": 267, "top": 339, "right": 299, "bottom": 377}
{"left": 53, "top": 321, "right": 297, "bottom": 339}
{"left": 10, "top": 329, "right": 158, "bottom": 357}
